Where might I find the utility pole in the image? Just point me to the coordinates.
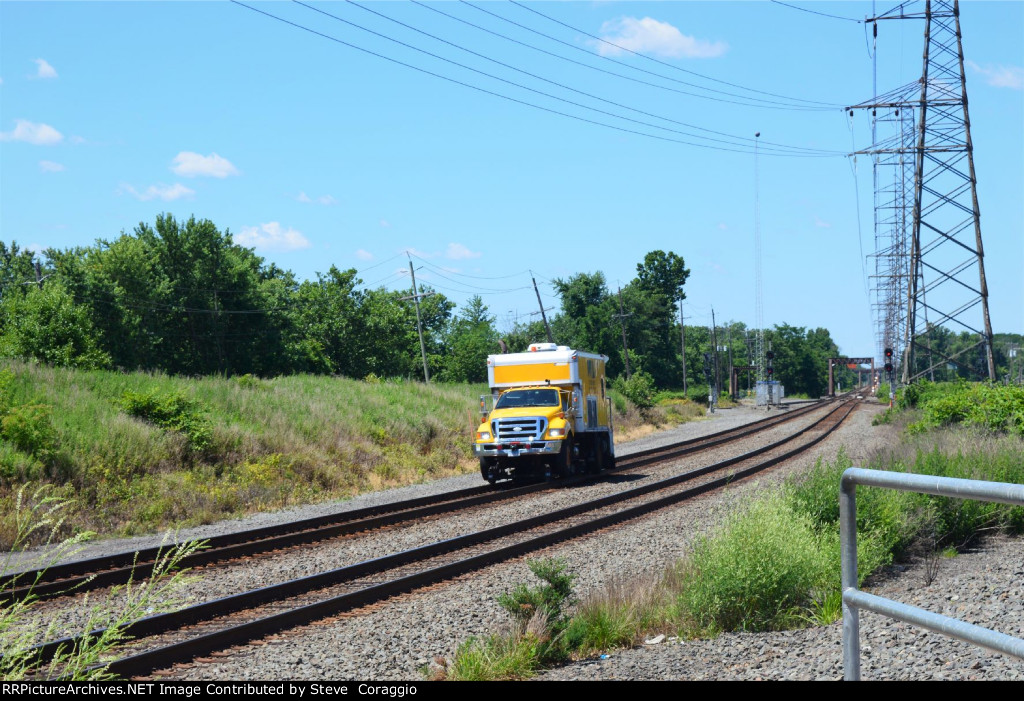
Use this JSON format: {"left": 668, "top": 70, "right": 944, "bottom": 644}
{"left": 405, "top": 258, "right": 431, "bottom": 383}
{"left": 727, "top": 325, "right": 734, "bottom": 399}
{"left": 679, "top": 300, "right": 687, "bottom": 395}
{"left": 614, "top": 286, "right": 633, "bottom": 379}
{"left": 530, "top": 271, "right": 554, "bottom": 344}
{"left": 711, "top": 307, "right": 721, "bottom": 398}
{"left": 34, "top": 260, "right": 43, "bottom": 290}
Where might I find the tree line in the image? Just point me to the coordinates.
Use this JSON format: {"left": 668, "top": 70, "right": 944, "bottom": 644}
{"left": 0, "top": 213, "right": 934, "bottom": 397}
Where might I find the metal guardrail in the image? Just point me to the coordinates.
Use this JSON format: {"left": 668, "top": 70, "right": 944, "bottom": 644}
{"left": 840, "top": 467, "right": 1024, "bottom": 680}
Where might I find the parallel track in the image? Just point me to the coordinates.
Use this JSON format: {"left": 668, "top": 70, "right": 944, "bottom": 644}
{"left": 27, "top": 398, "right": 859, "bottom": 678}
{"left": 3, "top": 398, "right": 834, "bottom": 603}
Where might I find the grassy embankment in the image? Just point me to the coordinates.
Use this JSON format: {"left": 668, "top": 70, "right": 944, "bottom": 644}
{"left": 0, "top": 360, "right": 706, "bottom": 547}
{"left": 440, "top": 381, "right": 1024, "bottom": 680}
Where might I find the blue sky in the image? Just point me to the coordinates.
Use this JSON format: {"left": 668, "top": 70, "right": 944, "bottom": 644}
{"left": 2, "top": 1, "right": 1021, "bottom": 360}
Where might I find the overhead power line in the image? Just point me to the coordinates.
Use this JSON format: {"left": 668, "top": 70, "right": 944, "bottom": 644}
{"left": 294, "top": 1, "right": 838, "bottom": 156}
{"left": 420, "top": 1, "right": 839, "bottom": 120}
{"left": 230, "top": 1, "right": 838, "bottom": 157}
{"left": 383, "top": 0, "right": 843, "bottom": 155}
{"left": 503, "top": 0, "right": 844, "bottom": 109}
{"left": 769, "top": 1, "right": 863, "bottom": 23}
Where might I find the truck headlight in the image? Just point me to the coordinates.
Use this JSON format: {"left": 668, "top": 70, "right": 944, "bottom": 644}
{"left": 547, "top": 427, "right": 566, "bottom": 438}
{"left": 477, "top": 431, "right": 492, "bottom": 441}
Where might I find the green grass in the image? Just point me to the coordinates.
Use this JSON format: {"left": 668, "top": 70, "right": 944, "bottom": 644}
{"left": 0, "top": 360, "right": 490, "bottom": 545}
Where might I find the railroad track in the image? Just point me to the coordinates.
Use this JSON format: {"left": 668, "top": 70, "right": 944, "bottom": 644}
{"left": 3, "top": 396, "right": 837, "bottom": 603}
{"left": 26, "top": 398, "right": 859, "bottom": 679}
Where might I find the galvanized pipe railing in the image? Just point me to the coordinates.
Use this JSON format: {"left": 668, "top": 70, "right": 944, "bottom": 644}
{"left": 840, "top": 467, "right": 1024, "bottom": 680}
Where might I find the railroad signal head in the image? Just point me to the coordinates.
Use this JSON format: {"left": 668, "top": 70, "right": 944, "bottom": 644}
{"left": 767, "top": 366, "right": 774, "bottom": 377}
{"left": 884, "top": 347, "right": 893, "bottom": 360}
{"left": 766, "top": 351, "right": 775, "bottom": 361}
{"left": 885, "top": 363, "right": 894, "bottom": 373}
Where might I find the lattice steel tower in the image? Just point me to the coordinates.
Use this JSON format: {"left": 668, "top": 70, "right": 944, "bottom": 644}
{"left": 850, "top": 0, "right": 995, "bottom": 383}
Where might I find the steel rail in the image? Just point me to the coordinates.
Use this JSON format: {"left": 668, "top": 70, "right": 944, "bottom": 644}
{"left": 3, "top": 397, "right": 832, "bottom": 602}
{"left": 25, "top": 400, "right": 857, "bottom": 677}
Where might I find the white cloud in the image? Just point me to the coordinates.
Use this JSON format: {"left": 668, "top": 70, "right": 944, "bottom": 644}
{"left": 717, "top": 223, "right": 728, "bottom": 231}
{"left": 814, "top": 217, "right": 832, "bottom": 229}
{"left": 119, "top": 182, "right": 195, "bottom": 202}
{"left": 296, "top": 192, "right": 337, "bottom": 205}
{"left": 34, "top": 59, "right": 57, "bottom": 79}
{"left": 236, "top": 222, "right": 311, "bottom": 252}
{"left": 0, "top": 119, "right": 63, "bottom": 145}
{"left": 39, "top": 160, "right": 65, "bottom": 173}
{"left": 27, "top": 243, "right": 45, "bottom": 255}
{"left": 966, "top": 61, "right": 1023, "bottom": 90}
{"left": 445, "top": 242, "right": 481, "bottom": 260}
{"left": 595, "top": 17, "right": 727, "bottom": 59}
{"left": 170, "top": 151, "right": 239, "bottom": 178}
{"left": 355, "top": 249, "right": 374, "bottom": 261}
{"left": 380, "top": 219, "right": 391, "bottom": 228}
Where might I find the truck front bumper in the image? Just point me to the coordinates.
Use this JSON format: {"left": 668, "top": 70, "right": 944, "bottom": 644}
{"left": 473, "top": 440, "right": 562, "bottom": 458}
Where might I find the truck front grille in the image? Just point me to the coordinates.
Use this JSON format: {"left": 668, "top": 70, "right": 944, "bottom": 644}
{"left": 492, "top": 417, "right": 547, "bottom": 442}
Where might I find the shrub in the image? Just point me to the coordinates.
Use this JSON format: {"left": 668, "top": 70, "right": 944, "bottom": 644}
{"left": 612, "top": 372, "right": 656, "bottom": 411}
{"left": 1, "top": 403, "right": 57, "bottom": 461}
{"left": 678, "top": 495, "right": 828, "bottom": 632}
{"left": 120, "top": 390, "right": 212, "bottom": 452}
{"left": 497, "top": 557, "right": 576, "bottom": 633}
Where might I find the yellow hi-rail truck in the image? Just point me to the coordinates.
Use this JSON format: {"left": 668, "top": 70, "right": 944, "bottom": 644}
{"left": 473, "top": 342, "right": 615, "bottom": 483}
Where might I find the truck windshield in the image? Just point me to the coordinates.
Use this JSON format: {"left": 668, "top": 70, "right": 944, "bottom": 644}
{"left": 495, "top": 389, "right": 561, "bottom": 409}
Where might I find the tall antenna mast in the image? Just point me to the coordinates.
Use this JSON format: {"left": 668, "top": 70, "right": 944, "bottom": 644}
{"left": 754, "top": 132, "right": 765, "bottom": 383}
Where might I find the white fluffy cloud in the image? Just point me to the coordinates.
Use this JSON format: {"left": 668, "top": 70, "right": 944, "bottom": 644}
{"left": 445, "top": 242, "right": 481, "bottom": 260}
{"left": 119, "top": 183, "right": 195, "bottom": 202}
{"left": 170, "top": 151, "right": 239, "bottom": 178}
{"left": 237, "top": 222, "right": 311, "bottom": 252}
{"left": 34, "top": 59, "right": 58, "bottom": 79}
{"left": 596, "top": 17, "right": 727, "bottom": 59}
{"left": 355, "top": 249, "right": 374, "bottom": 261}
{"left": 39, "top": 160, "right": 65, "bottom": 173}
{"left": 966, "top": 61, "right": 1023, "bottom": 90}
{"left": 0, "top": 120, "right": 63, "bottom": 145}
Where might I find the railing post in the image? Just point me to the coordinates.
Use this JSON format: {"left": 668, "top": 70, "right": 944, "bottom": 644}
{"left": 840, "top": 472, "right": 861, "bottom": 681}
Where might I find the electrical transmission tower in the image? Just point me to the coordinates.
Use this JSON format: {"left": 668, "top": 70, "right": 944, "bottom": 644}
{"left": 849, "top": 0, "right": 995, "bottom": 384}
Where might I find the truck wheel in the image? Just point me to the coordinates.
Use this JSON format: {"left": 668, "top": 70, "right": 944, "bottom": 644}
{"left": 602, "top": 435, "right": 615, "bottom": 471}
{"left": 555, "top": 437, "right": 574, "bottom": 478}
{"left": 479, "top": 457, "right": 497, "bottom": 484}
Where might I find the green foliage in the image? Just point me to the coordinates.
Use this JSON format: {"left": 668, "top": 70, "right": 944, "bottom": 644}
{"left": 678, "top": 496, "right": 828, "bottom": 632}
{"left": 444, "top": 633, "right": 545, "bottom": 681}
{"left": 0, "top": 282, "right": 110, "bottom": 370}
{"left": 876, "top": 383, "right": 891, "bottom": 402}
{"left": 612, "top": 372, "right": 656, "bottom": 411}
{"left": 686, "top": 383, "right": 711, "bottom": 405}
{"left": 497, "top": 558, "right": 576, "bottom": 633}
{"left": 899, "top": 382, "right": 1024, "bottom": 437}
{"left": 119, "top": 390, "right": 212, "bottom": 452}
{"left": 443, "top": 558, "right": 576, "bottom": 680}
{"left": 437, "top": 296, "right": 499, "bottom": 383}
{"left": 1, "top": 404, "right": 57, "bottom": 462}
